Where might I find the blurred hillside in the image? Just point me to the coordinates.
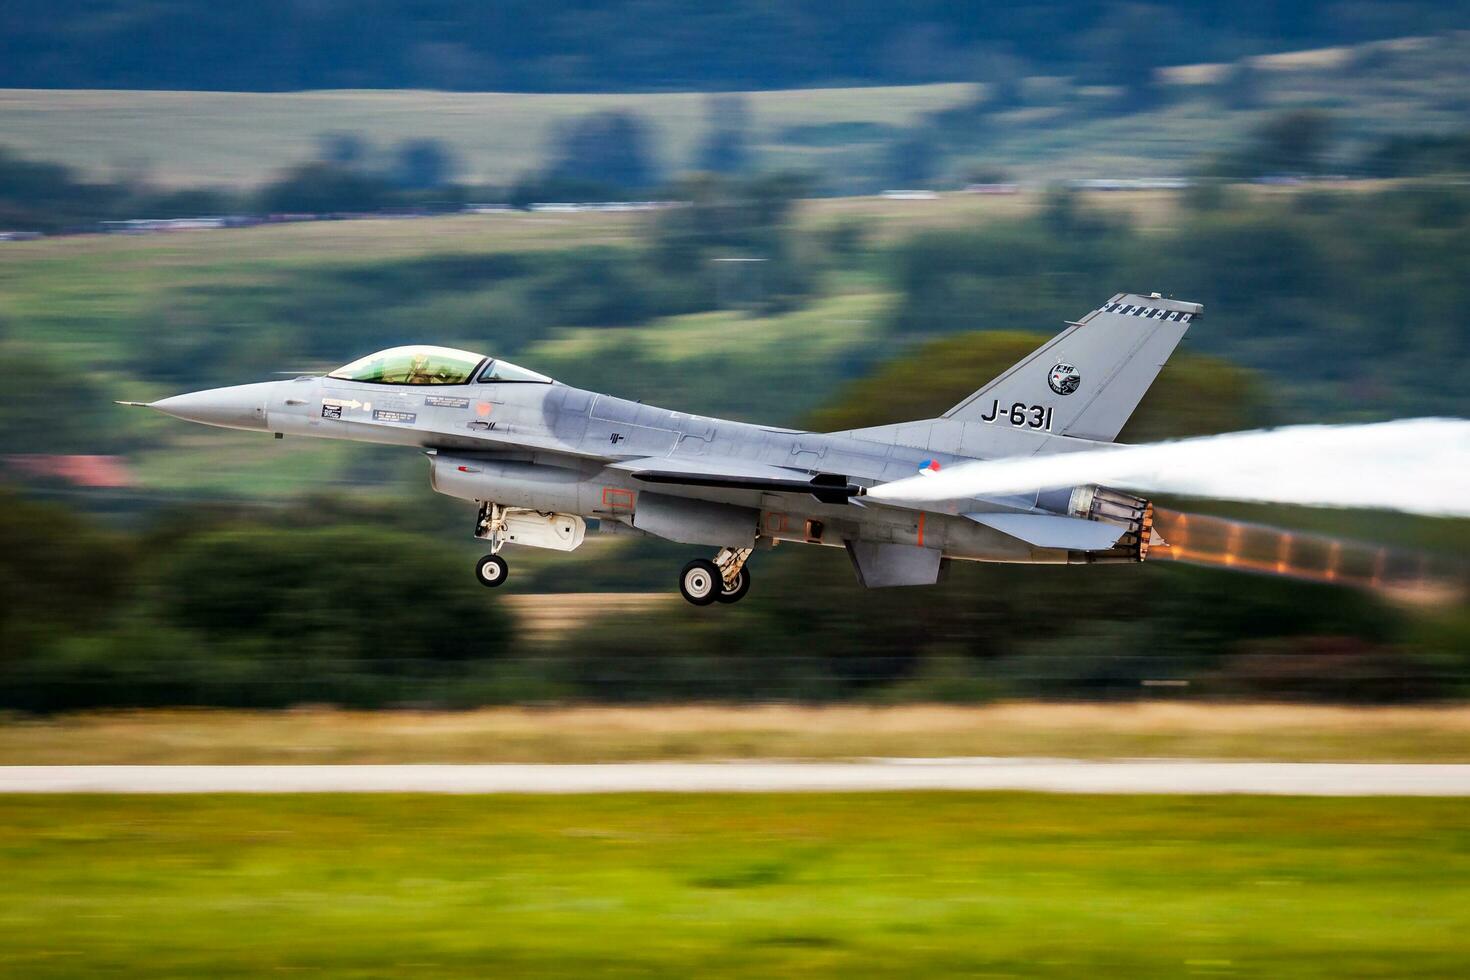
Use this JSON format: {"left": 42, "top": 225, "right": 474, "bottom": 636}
{"left": 4, "top": 32, "right": 1470, "bottom": 189}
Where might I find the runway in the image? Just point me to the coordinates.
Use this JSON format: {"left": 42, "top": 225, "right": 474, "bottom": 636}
{"left": 2, "top": 759, "right": 1469, "bottom": 795}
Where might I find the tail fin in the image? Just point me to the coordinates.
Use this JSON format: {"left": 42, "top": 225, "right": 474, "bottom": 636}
{"left": 943, "top": 293, "right": 1200, "bottom": 443}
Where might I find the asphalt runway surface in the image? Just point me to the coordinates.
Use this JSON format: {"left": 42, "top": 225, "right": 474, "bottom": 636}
{"left": 2, "top": 760, "right": 1469, "bottom": 795}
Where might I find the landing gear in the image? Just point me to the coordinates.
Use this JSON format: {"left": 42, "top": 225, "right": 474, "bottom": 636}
{"left": 473, "top": 502, "right": 509, "bottom": 587}
{"left": 679, "top": 547, "right": 754, "bottom": 606}
{"left": 679, "top": 559, "right": 721, "bottom": 605}
{"left": 716, "top": 565, "right": 751, "bottom": 604}
{"left": 475, "top": 553, "right": 508, "bottom": 588}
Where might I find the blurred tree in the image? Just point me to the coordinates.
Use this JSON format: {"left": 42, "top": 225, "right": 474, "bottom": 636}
{"left": 694, "top": 94, "right": 753, "bottom": 174}
{"left": 0, "top": 146, "right": 126, "bottom": 232}
{"left": 0, "top": 490, "right": 133, "bottom": 663}
{"left": 819, "top": 218, "right": 869, "bottom": 265}
{"left": 886, "top": 210, "right": 1127, "bottom": 339}
{"left": 507, "top": 174, "right": 624, "bottom": 208}
{"left": 1072, "top": 3, "right": 1182, "bottom": 111}
{"left": 1362, "top": 131, "right": 1470, "bottom": 178}
{"left": 391, "top": 138, "right": 456, "bottom": 190}
{"left": 255, "top": 161, "right": 392, "bottom": 214}
{"left": 882, "top": 130, "right": 939, "bottom": 186}
{"left": 1209, "top": 110, "right": 1337, "bottom": 177}
{"left": 1216, "top": 62, "right": 1263, "bottom": 110}
{"left": 132, "top": 186, "right": 240, "bottom": 218}
{"left": 1252, "top": 109, "right": 1335, "bottom": 175}
{"left": 961, "top": 165, "right": 1012, "bottom": 185}
{"left": 972, "top": 47, "right": 1030, "bottom": 111}
{"left": 318, "top": 132, "right": 371, "bottom": 167}
{"left": 545, "top": 111, "right": 660, "bottom": 191}
{"left": 149, "top": 525, "right": 511, "bottom": 665}
{"left": 0, "top": 344, "right": 125, "bottom": 453}
{"left": 651, "top": 172, "right": 815, "bottom": 311}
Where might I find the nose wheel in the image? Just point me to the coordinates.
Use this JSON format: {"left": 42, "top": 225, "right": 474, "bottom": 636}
{"left": 475, "top": 553, "right": 509, "bottom": 588}
{"left": 472, "top": 501, "right": 511, "bottom": 588}
{"left": 679, "top": 547, "right": 753, "bottom": 605}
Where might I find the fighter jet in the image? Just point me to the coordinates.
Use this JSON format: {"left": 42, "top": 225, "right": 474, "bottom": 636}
{"left": 128, "top": 291, "right": 1326, "bottom": 604}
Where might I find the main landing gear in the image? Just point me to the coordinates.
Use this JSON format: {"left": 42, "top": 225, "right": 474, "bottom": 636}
{"left": 475, "top": 501, "right": 509, "bottom": 588}
{"left": 475, "top": 553, "right": 508, "bottom": 588}
{"left": 679, "top": 547, "right": 753, "bottom": 606}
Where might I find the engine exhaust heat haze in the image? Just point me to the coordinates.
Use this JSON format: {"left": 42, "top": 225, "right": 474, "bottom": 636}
{"left": 868, "top": 418, "right": 1470, "bottom": 518}
{"left": 1147, "top": 508, "right": 1462, "bottom": 604}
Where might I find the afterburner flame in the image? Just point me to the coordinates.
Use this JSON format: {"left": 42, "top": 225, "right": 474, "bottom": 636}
{"left": 1150, "top": 508, "right": 1464, "bottom": 605}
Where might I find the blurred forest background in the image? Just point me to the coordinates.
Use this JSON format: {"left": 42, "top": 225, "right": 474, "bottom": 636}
{"left": 1, "top": 1, "right": 1468, "bottom": 709}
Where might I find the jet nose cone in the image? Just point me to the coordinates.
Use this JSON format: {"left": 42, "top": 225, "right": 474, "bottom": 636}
{"left": 149, "top": 382, "right": 275, "bottom": 431}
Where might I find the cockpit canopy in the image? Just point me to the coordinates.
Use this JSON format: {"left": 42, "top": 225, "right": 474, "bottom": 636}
{"left": 327, "top": 346, "right": 553, "bottom": 386}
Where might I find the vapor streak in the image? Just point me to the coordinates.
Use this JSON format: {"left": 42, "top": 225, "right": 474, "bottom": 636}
{"left": 868, "top": 418, "right": 1470, "bottom": 518}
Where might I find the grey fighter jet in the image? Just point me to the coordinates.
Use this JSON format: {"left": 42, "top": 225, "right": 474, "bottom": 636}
{"left": 132, "top": 292, "right": 1200, "bottom": 605}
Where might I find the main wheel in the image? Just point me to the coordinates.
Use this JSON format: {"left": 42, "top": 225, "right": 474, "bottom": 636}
{"left": 715, "top": 565, "right": 751, "bottom": 604}
{"left": 475, "top": 553, "right": 508, "bottom": 588}
{"left": 678, "top": 558, "right": 721, "bottom": 606}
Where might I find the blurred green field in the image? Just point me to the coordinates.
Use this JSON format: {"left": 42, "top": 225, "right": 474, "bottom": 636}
{"left": 527, "top": 288, "right": 891, "bottom": 420}
{"left": 0, "top": 793, "right": 1466, "bottom": 977}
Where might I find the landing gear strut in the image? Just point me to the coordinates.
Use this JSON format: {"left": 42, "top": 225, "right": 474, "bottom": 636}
{"left": 714, "top": 546, "right": 752, "bottom": 604}
{"left": 679, "top": 547, "right": 753, "bottom": 606}
{"left": 474, "top": 501, "right": 510, "bottom": 588}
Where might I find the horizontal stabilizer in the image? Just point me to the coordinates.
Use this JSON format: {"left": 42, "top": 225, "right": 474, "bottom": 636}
{"left": 966, "top": 512, "right": 1125, "bottom": 551}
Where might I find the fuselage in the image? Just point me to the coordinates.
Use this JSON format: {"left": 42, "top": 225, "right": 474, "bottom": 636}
{"left": 152, "top": 371, "right": 1104, "bottom": 565}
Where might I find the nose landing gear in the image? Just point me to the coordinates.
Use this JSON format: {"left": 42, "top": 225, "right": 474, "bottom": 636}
{"left": 679, "top": 547, "right": 753, "bottom": 606}
{"left": 474, "top": 501, "right": 510, "bottom": 588}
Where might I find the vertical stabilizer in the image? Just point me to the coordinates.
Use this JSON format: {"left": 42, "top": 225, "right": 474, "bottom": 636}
{"left": 941, "top": 293, "right": 1200, "bottom": 443}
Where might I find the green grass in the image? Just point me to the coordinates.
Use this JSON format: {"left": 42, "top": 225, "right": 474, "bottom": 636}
{"left": 0, "top": 793, "right": 1466, "bottom": 977}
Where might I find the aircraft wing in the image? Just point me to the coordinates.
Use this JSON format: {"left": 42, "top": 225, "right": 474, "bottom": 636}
{"left": 611, "top": 456, "right": 862, "bottom": 504}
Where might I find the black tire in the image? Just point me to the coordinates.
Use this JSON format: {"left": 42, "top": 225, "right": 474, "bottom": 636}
{"left": 715, "top": 565, "right": 751, "bottom": 604}
{"left": 678, "top": 558, "right": 721, "bottom": 606}
{"left": 475, "top": 553, "right": 508, "bottom": 588}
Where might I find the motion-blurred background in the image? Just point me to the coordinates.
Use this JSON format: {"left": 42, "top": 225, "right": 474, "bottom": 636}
{"left": 6, "top": 5, "right": 1470, "bottom": 977}
{"left": 1, "top": 1, "right": 1468, "bottom": 710}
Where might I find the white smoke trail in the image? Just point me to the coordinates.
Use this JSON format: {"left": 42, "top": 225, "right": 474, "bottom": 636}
{"left": 866, "top": 418, "right": 1470, "bottom": 518}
